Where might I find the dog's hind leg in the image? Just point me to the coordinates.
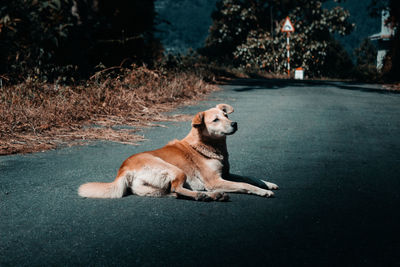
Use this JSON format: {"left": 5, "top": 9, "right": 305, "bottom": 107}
{"left": 169, "top": 171, "right": 219, "bottom": 201}
{"left": 171, "top": 172, "right": 229, "bottom": 201}
{"left": 131, "top": 178, "right": 165, "bottom": 197}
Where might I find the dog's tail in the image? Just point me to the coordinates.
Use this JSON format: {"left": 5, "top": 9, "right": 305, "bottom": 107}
{"left": 78, "top": 175, "right": 127, "bottom": 199}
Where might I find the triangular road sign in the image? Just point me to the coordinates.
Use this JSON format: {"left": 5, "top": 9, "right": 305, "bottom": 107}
{"left": 281, "top": 17, "right": 295, "bottom": 33}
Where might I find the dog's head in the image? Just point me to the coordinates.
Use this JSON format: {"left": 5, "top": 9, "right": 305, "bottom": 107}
{"left": 192, "top": 104, "right": 237, "bottom": 139}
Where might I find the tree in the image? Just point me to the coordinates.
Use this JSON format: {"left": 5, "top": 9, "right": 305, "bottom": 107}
{"left": 201, "top": 0, "right": 264, "bottom": 61}
{"left": 0, "top": 0, "right": 162, "bottom": 82}
{"left": 354, "top": 38, "right": 376, "bottom": 66}
{"left": 353, "top": 38, "right": 379, "bottom": 81}
{"left": 0, "top": 0, "right": 76, "bottom": 80}
{"left": 322, "top": 38, "right": 354, "bottom": 79}
{"left": 203, "top": 0, "right": 354, "bottom": 77}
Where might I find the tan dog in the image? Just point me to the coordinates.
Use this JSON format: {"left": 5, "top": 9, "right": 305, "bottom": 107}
{"left": 78, "top": 104, "right": 278, "bottom": 201}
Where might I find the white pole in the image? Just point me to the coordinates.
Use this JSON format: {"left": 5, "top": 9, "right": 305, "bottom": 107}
{"left": 286, "top": 33, "right": 290, "bottom": 76}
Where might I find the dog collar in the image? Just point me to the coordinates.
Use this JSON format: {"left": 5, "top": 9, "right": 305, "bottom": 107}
{"left": 187, "top": 142, "right": 224, "bottom": 161}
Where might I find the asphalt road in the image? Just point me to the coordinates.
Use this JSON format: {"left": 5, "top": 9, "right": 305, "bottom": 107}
{"left": 1, "top": 79, "right": 400, "bottom": 266}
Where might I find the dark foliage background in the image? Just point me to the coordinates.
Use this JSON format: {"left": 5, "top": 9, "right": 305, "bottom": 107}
{"left": 0, "top": 0, "right": 398, "bottom": 82}
{"left": 0, "top": 0, "right": 162, "bottom": 82}
{"left": 200, "top": 0, "right": 355, "bottom": 77}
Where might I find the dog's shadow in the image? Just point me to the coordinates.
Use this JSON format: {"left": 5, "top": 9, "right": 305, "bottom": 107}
{"left": 224, "top": 173, "right": 270, "bottom": 189}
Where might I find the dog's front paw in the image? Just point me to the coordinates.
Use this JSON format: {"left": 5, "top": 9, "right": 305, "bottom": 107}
{"left": 261, "top": 180, "right": 279, "bottom": 190}
{"left": 260, "top": 189, "right": 274, "bottom": 198}
{"left": 211, "top": 192, "right": 230, "bottom": 202}
{"left": 195, "top": 192, "right": 213, "bottom": 201}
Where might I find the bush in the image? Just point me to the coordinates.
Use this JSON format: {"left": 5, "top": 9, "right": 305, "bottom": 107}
{"left": 0, "top": 0, "right": 162, "bottom": 83}
{"left": 353, "top": 38, "right": 380, "bottom": 82}
{"left": 0, "top": 0, "right": 76, "bottom": 81}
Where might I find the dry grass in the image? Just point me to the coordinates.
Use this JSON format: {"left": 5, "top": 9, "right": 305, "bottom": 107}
{"left": 0, "top": 66, "right": 219, "bottom": 155}
{"left": 383, "top": 83, "right": 400, "bottom": 91}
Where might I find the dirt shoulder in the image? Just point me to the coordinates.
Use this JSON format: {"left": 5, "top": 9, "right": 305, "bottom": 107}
{"left": 383, "top": 83, "right": 400, "bottom": 91}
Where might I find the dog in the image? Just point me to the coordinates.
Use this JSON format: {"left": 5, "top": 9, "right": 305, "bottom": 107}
{"left": 78, "top": 104, "right": 278, "bottom": 201}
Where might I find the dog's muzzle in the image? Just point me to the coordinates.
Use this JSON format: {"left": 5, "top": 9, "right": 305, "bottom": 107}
{"left": 228, "top": 121, "right": 238, "bottom": 134}
{"left": 231, "top": 122, "right": 238, "bottom": 131}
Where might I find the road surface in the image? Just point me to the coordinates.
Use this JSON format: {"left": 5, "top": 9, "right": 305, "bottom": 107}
{"left": 1, "top": 79, "right": 400, "bottom": 266}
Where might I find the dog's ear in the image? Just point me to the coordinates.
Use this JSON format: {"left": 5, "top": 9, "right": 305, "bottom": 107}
{"left": 216, "top": 104, "right": 234, "bottom": 114}
{"left": 192, "top": 112, "right": 204, "bottom": 127}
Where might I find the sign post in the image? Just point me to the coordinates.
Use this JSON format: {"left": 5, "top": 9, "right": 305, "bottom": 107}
{"left": 281, "top": 17, "right": 295, "bottom": 77}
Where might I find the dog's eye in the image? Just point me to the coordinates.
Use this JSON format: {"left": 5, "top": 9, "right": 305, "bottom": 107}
{"left": 213, "top": 118, "right": 219, "bottom": 122}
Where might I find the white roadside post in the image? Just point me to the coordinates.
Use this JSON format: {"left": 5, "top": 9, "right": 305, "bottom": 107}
{"left": 281, "top": 17, "right": 295, "bottom": 77}
{"left": 287, "top": 33, "right": 290, "bottom": 75}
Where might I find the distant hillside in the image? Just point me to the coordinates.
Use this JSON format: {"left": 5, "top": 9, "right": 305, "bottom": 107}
{"left": 155, "top": 0, "right": 218, "bottom": 53}
{"left": 156, "top": 0, "right": 380, "bottom": 59}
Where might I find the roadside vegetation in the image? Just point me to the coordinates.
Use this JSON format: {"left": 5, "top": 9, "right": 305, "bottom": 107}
{"left": 200, "top": 0, "right": 399, "bottom": 81}
{"left": 0, "top": 1, "right": 219, "bottom": 154}
{"left": 0, "top": 66, "right": 219, "bottom": 155}
{"left": 0, "top": 0, "right": 398, "bottom": 155}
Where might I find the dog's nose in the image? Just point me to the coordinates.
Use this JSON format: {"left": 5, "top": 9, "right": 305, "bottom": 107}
{"left": 231, "top": 122, "right": 237, "bottom": 129}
